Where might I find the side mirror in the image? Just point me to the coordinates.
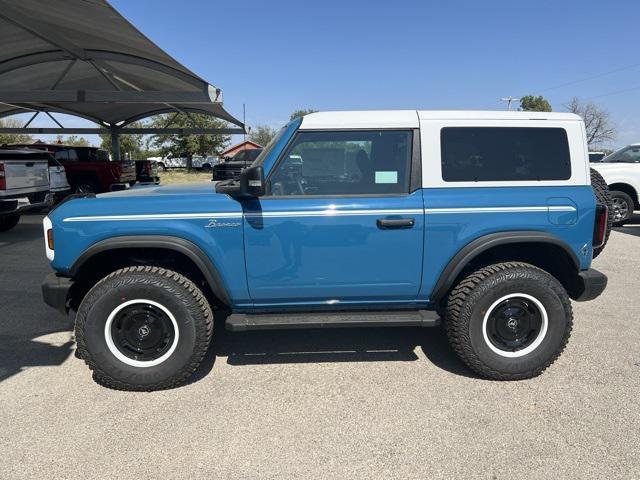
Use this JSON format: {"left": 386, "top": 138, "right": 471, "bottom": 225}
{"left": 240, "top": 165, "right": 265, "bottom": 197}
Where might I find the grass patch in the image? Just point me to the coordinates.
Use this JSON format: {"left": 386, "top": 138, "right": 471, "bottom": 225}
{"left": 159, "top": 170, "right": 212, "bottom": 184}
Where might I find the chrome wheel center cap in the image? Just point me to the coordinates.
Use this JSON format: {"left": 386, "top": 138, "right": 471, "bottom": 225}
{"left": 138, "top": 325, "right": 151, "bottom": 337}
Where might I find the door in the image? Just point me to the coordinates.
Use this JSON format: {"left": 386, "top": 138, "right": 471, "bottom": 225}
{"left": 243, "top": 129, "right": 424, "bottom": 307}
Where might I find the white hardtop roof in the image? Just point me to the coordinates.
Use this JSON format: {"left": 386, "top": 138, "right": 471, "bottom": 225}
{"left": 300, "top": 110, "right": 582, "bottom": 129}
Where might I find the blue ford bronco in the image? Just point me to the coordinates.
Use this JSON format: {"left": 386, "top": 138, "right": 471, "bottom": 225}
{"left": 42, "top": 110, "right": 611, "bottom": 390}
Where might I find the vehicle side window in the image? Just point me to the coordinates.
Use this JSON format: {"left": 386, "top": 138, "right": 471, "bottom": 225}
{"left": 269, "top": 130, "right": 412, "bottom": 196}
{"left": 606, "top": 147, "right": 640, "bottom": 163}
{"left": 54, "top": 151, "right": 69, "bottom": 162}
{"left": 67, "top": 149, "right": 79, "bottom": 161}
{"left": 441, "top": 127, "right": 571, "bottom": 182}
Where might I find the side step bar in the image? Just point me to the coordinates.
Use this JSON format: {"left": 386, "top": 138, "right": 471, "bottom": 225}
{"left": 226, "top": 310, "right": 440, "bottom": 331}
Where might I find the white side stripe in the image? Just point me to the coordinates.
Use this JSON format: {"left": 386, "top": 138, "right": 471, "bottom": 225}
{"left": 62, "top": 206, "right": 575, "bottom": 222}
{"left": 63, "top": 212, "right": 242, "bottom": 222}
{"left": 424, "top": 206, "right": 576, "bottom": 214}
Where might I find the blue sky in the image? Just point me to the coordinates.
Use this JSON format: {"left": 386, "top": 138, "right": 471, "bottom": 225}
{"left": 24, "top": 0, "right": 640, "bottom": 148}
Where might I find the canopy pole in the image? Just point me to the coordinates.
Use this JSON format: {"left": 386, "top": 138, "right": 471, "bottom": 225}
{"left": 110, "top": 127, "right": 121, "bottom": 161}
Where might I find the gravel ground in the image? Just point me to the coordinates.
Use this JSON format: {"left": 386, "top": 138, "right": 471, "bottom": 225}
{"left": 0, "top": 214, "right": 639, "bottom": 479}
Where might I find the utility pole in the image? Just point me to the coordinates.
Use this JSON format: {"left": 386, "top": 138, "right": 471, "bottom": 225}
{"left": 500, "top": 96, "right": 521, "bottom": 111}
{"left": 242, "top": 103, "right": 246, "bottom": 142}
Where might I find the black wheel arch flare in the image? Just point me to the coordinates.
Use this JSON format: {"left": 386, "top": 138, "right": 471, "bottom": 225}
{"left": 430, "top": 231, "right": 581, "bottom": 304}
{"left": 69, "top": 235, "right": 232, "bottom": 306}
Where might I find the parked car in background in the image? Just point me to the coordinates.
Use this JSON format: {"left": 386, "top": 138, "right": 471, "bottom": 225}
{"left": 151, "top": 155, "right": 219, "bottom": 171}
{"left": 590, "top": 143, "right": 640, "bottom": 226}
{"left": 212, "top": 148, "right": 263, "bottom": 181}
{"left": 0, "top": 149, "right": 53, "bottom": 232}
{"left": 42, "top": 110, "right": 610, "bottom": 390}
{"left": 589, "top": 151, "right": 606, "bottom": 162}
{"left": 134, "top": 159, "right": 160, "bottom": 184}
{"left": 8, "top": 144, "right": 136, "bottom": 194}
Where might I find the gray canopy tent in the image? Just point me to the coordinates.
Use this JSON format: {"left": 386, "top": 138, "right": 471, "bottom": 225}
{"left": 0, "top": 0, "right": 244, "bottom": 159}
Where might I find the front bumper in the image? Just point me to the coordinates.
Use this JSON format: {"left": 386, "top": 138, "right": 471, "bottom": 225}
{"left": 574, "top": 268, "right": 608, "bottom": 301}
{"left": 42, "top": 273, "right": 73, "bottom": 314}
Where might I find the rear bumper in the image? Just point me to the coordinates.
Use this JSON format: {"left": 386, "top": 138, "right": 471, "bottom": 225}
{"left": 0, "top": 193, "right": 54, "bottom": 215}
{"left": 574, "top": 268, "right": 608, "bottom": 302}
{"left": 42, "top": 273, "right": 73, "bottom": 314}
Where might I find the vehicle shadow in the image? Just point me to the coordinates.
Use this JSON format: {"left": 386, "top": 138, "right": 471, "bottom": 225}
{"left": 613, "top": 213, "right": 640, "bottom": 238}
{"left": 205, "top": 313, "right": 477, "bottom": 379}
{"left": 0, "top": 313, "right": 75, "bottom": 384}
{"left": 0, "top": 215, "right": 44, "bottom": 250}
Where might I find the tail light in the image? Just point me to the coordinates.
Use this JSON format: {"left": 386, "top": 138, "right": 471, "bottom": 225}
{"left": 593, "top": 204, "right": 608, "bottom": 248}
{"left": 0, "top": 163, "right": 5, "bottom": 190}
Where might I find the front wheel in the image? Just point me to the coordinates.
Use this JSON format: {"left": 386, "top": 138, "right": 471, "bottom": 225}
{"left": 610, "top": 190, "right": 634, "bottom": 227}
{"left": 0, "top": 214, "right": 20, "bottom": 232}
{"left": 75, "top": 266, "right": 213, "bottom": 391}
{"left": 445, "top": 262, "right": 572, "bottom": 380}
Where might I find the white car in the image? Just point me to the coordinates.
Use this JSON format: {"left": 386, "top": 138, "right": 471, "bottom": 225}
{"left": 151, "top": 155, "right": 219, "bottom": 171}
{"left": 590, "top": 143, "right": 640, "bottom": 226}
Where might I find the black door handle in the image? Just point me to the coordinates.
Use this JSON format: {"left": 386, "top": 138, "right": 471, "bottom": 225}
{"left": 377, "top": 217, "right": 415, "bottom": 229}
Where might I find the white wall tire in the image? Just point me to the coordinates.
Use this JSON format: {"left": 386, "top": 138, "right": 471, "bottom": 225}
{"left": 75, "top": 266, "right": 213, "bottom": 391}
{"left": 446, "top": 262, "right": 573, "bottom": 380}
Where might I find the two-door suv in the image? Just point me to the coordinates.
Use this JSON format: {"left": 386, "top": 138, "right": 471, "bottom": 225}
{"left": 42, "top": 111, "right": 610, "bottom": 390}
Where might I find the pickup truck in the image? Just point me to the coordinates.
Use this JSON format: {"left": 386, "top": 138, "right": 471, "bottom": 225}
{"left": 41, "top": 110, "right": 610, "bottom": 391}
{"left": 212, "top": 148, "right": 263, "bottom": 180}
{"left": 590, "top": 143, "right": 640, "bottom": 226}
{"left": 0, "top": 149, "right": 54, "bottom": 232}
{"left": 8, "top": 143, "right": 136, "bottom": 194}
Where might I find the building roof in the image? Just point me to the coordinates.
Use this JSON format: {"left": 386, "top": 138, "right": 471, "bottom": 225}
{"left": 0, "top": 0, "right": 242, "bottom": 128}
{"left": 220, "top": 140, "right": 263, "bottom": 156}
{"left": 300, "top": 110, "right": 582, "bottom": 130}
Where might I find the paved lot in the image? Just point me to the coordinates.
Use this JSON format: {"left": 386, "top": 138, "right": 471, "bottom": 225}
{"left": 1, "top": 214, "right": 639, "bottom": 479}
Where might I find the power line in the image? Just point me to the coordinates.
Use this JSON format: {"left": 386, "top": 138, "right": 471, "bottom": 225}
{"left": 587, "top": 84, "right": 640, "bottom": 101}
{"left": 539, "top": 62, "right": 640, "bottom": 93}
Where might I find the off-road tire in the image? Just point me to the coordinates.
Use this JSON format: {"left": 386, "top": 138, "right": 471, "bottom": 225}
{"left": 590, "top": 167, "right": 612, "bottom": 257}
{"left": 610, "top": 190, "right": 634, "bottom": 227}
{"left": 445, "top": 262, "right": 573, "bottom": 380}
{"left": 75, "top": 266, "right": 213, "bottom": 391}
{"left": 0, "top": 214, "right": 20, "bottom": 232}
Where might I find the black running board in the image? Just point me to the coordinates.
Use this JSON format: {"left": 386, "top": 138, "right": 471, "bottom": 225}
{"left": 226, "top": 310, "right": 440, "bottom": 331}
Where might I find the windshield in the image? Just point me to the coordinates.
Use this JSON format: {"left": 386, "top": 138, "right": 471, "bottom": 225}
{"left": 602, "top": 145, "right": 640, "bottom": 163}
{"left": 251, "top": 126, "right": 289, "bottom": 167}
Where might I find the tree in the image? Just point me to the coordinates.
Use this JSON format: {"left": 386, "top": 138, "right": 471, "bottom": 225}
{"left": 148, "top": 113, "right": 231, "bottom": 170}
{"left": 0, "top": 118, "right": 33, "bottom": 144}
{"left": 99, "top": 121, "right": 145, "bottom": 159}
{"left": 290, "top": 109, "right": 317, "bottom": 120}
{"left": 248, "top": 125, "right": 276, "bottom": 146}
{"left": 520, "top": 95, "right": 552, "bottom": 112}
{"left": 565, "top": 97, "right": 616, "bottom": 146}
{"left": 55, "top": 135, "right": 91, "bottom": 146}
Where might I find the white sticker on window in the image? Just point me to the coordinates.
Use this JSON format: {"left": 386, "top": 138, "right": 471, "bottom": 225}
{"left": 375, "top": 171, "right": 398, "bottom": 184}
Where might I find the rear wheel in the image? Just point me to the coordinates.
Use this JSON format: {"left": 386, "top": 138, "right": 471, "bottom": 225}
{"left": 0, "top": 214, "right": 20, "bottom": 232}
{"left": 610, "top": 190, "right": 634, "bottom": 227}
{"left": 590, "top": 168, "right": 612, "bottom": 258}
{"left": 75, "top": 266, "right": 213, "bottom": 391}
{"left": 74, "top": 179, "right": 99, "bottom": 194}
{"left": 445, "top": 262, "right": 572, "bottom": 380}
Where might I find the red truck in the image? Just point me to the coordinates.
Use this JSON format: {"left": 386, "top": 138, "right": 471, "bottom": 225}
{"left": 6, "top": 144, "right": 136, "bottom": 194}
